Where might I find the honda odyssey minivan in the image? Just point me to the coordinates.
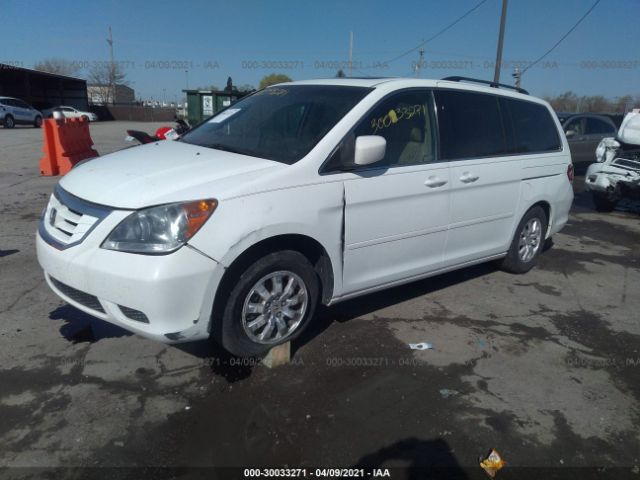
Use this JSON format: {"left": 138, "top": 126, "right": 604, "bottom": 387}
{"left": 37, "top": 77, "right": 574, "bottom": 356}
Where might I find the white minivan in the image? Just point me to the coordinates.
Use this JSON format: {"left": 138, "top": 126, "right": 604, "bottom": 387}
{"left": 37, "top": 77, "right": 574, "bottom": 356}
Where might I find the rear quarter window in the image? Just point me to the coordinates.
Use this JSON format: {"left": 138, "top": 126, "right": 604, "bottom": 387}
{"left": 503, "top": 98, "right": 561, "bottom": 154}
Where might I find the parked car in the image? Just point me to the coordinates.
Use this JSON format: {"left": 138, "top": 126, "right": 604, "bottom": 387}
{"left": 36, "top": 77, "right": 574, "bottom": 356}
{"left": 557, "top": 113, "right": 617, "bottom": 164}
{"left": 585, "top": 110, "right": 640, "bottom": 211}
{"left": 42, "top": 105, "right": 98, "bottom": 122}
{"left": 0, "top": 96, "right": 42, "bottom": 128}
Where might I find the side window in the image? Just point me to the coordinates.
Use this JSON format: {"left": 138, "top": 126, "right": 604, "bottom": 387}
{"left": 323, "top": 90, "right": 436, "bottom": 171}
{"left": 352, "top": 90, "right": 436, "bottom": 167}
{"left": 15, "top": 100, "right": 29, "bottom": 109}
{"left": 564, "top": 117, "right": 585, "bottom": 136}
{"left": 434, "top": 90, "right": 508, "bottom": 160}
{"left": 504, "top": 98, "right": 561, "bottom": 153}
{"left": 586, "top": 117, "right": 615, "bottom": 135}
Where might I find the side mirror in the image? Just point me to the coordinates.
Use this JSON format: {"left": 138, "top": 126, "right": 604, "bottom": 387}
{"left": 354, "top": 135, "right": 386, "bottom": 166}
{"left": 565, "top": 130, "right": 575, "bottom": 138}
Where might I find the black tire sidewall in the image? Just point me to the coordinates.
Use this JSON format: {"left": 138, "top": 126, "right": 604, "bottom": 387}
{"left": 503, "top": 206, "right": 548, "bottom": 273}
{"left": 4, "top": 115, "right": 14, "bottom": 128}
{"left": 592, "top": 191, "right": 618, "bottom": 212}
{"left": 220, "top": 250, "right": 319, "bottom": 357}
{"left": 34, "top": 116, "right": 42, "bottom": 128}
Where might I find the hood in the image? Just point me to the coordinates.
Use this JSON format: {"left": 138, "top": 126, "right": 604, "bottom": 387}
{"left": 618, "top": 111, "right": 640, "bottom": 146}
{"left": 59, "top": 140, "right": 283, "bottom": 208}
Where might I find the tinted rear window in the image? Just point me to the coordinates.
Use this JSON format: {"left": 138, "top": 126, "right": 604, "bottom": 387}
{"left": 504, "top": 98, "right": 561, "bottom": 153}
{"left": 434, "top": 90, "right": 508, "bottom": 160}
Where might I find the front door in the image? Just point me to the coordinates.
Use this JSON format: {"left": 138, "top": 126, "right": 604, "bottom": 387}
{"left": 336, "top": 89, "right": 451, "bottom": 295}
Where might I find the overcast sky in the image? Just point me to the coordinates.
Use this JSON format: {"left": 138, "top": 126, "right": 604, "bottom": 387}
{"left": 3, "top": 0, "right": 638, "bottom": 101}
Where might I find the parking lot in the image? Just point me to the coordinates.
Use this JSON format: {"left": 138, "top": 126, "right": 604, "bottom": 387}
{"left": 1, "top": 122, "right": 639, "bottom": 478}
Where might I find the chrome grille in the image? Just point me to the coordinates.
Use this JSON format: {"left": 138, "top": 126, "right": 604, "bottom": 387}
{"left": 39, "top": 185, "right": 112, "bottom": 250}
{"left": 612, "top": 157, "right": 640, "bottom": 172}
{"left": 50, "top": 276, "right": 105, "bottom": 313}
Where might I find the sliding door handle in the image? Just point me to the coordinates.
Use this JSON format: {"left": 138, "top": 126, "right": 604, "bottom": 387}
{"left": 460, "top": 172, "right": 479, "bottom": 183}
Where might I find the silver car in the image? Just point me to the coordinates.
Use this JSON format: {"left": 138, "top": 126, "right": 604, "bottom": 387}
{"left": 0, "top": 96, "right": 43, "bottom": 128}
{"left": 559, "top": 113, "right": 617, "bottom": 164}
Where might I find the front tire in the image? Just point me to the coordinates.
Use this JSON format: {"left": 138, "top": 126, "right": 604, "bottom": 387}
{"left": 499, "top": 206, "right": 548, "bottom": 274}
{"left": 33, "top": 115, "right": 42, "bottom": 128}
{"left": 217, "top": 250, "right": 320, "bottom": 357}
{"left": 592, "top": 190, "right": 618, "bottom": 212}
{"left": 4, "top": 115, "right": 15, "bottom": 129}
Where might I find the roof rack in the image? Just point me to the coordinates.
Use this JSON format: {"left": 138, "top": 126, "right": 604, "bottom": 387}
{"left": 441, "top": 76, "right": 529, "bottom": 95}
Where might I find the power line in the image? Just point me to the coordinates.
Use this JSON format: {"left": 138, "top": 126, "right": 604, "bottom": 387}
{"left": 384, "top": 0, "right": 490, "bottom": 65}
{"left": 521, "top": 0, "right": 601, "bottom": 74}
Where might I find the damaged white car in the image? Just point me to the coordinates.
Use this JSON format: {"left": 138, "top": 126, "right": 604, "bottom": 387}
{"left": 586, "top": 110, "right": 640, "bottom": 211}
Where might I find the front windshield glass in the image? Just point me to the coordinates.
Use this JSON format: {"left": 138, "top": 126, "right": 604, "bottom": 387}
{"left": 180, "top": 85, "right": 371, "bottom": 164}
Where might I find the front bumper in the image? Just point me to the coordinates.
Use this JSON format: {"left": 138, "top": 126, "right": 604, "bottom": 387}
{"left": 36, "top": 230, "right": 224, "bottom": 343}
{"left": 585, "top": 162, "right": 640, "bottom": 194}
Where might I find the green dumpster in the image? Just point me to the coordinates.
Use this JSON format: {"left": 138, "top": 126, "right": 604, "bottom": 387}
{"left": 183, "top": 90, "right": 239, "bottom": 126}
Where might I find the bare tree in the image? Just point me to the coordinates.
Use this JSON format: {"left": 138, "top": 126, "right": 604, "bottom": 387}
{"left": 544, "top": 91, "right": 639, "bottom": 114}
{"left": 87, "top": 62, "right": 128, "bottom": 104}
{"left": 34, "top": 58, "right": 82, "bottom": 77}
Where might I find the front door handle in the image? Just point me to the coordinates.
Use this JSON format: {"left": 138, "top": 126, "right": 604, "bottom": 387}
{"left": 424, "top": 176, "right": 447, "bottom": 188}
{"left": 460, "top": 172, "right": 479, "bottom": 183}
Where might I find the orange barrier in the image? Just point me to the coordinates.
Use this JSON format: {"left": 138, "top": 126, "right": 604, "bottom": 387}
{"left": 40, "top": 118, "right": 99, "bottom": 176}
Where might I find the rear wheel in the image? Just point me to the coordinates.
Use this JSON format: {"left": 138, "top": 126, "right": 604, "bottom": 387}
{"left": 3, "top": 115, "right": 15, "bottom": 129}
{"left": 216, "top": 250, "right": 319, "bottom": 357}
{"left": 499, "top": 206, "right": 548, "bottom": 274}
{"left": 33, "top": 115, "right": 42, "bottom": 128}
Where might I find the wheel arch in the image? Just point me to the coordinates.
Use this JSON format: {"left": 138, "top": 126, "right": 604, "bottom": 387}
{"left": 211, "top": 234, "right": 335, "bottom": 333}
{"left": 529, "top": 200, "right": 551, "bottom": 236}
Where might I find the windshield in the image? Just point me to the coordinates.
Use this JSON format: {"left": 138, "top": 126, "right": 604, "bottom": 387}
{"left": 180, "top": 85, "right": 371, "bottom": 164}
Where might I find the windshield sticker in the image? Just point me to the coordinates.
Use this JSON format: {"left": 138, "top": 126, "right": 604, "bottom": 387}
{"left": 258, "top": 87, "right": 289, "bottom": 97}
{"left": 209, "top": 108, "right": 241, "bottom": 123}
{"left": 371, "top": 104, "right": 425, "bottom": 134}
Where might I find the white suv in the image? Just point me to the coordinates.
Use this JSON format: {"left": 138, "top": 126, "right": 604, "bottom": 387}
{"left": 37, "top": 77, "right": 574, "bottom": 356}
{"left": 0, "top": 96, "right": 43, "bottom": 128}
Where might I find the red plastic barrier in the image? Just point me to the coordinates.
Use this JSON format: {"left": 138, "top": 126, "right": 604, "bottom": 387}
{"left": 40, "top": 118, "right": 99, "bottom": 176}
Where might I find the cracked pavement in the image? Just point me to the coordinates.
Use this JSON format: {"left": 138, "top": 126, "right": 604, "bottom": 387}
{"left": 0, "top": 123, "right": 639, "bottom": 478}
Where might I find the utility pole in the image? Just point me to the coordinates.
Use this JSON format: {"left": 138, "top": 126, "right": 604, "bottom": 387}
{"left": 348, "top": 31, "right": 353, "bottom": 77}
{"left": 107, "top": 26, "right": 115, "bottom": 104}
{"left": 493, "top": 0, "right": 508, "bottom": 85}
{"left": 415, "top": 47, "right": 425, "bottom": 78}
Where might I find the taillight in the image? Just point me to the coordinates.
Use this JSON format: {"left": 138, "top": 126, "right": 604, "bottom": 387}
{"left": 567, "top": 164, "right": 574, "bottom": 183}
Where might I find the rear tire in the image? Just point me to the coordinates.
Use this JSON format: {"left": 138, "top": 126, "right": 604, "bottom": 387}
{"left": 3, "top": 115, "right": 15, "bottom": 129}
{"left": 216, "top": 250, "right": 320, "bottom": 357}
{"left": 499, "top": 206, "right": 548, "bottom": 274}
{"left": 592, "top": 191, "right": 618, "bottom": 212}
{"left": 33, "top": 115, "right": 42, "bottom": 128}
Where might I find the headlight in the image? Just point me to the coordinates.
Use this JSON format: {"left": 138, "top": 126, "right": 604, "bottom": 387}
{"left": 101, "top": 199, "right": 217, "bottom": 254}
{"left": 595, "top": 137, "right": 620, "bottom": 163}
